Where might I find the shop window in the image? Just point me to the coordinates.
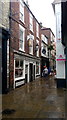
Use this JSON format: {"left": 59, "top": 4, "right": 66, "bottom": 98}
{"left": 36, "top": 62, "right": 40, "bottom": 74}
{"left": 15, "top": 59, "right": 24, "bottom": 78}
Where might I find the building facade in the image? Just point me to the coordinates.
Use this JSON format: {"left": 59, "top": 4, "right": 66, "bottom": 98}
{"left": 52, "top": 0, "right": 66, "bottom": 88}
{"left": 9, "top": 0, "right": 41, "bottom": 89}
{"left": 1, "top": 0, "right": 56, "bottom": 93}
{"left": 41, "top": 28, "right": 55, "bottom": 72}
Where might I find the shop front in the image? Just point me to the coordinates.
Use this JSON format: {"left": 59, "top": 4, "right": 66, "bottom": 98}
{"left": 14, "top": 53, "right": 40, "bottom": 88}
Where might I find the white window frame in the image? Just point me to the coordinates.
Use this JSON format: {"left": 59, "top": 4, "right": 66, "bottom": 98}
{"left": 19, "top": 0, "right": 24, "bottom": 23}
{"left": 29, "top": 13, "right": 33, "bottom": 32}
{"left": 36, "top": 23, "right": 39, "bottom": 38}
{"left": 15, "top": 59, "right": 25, "bottom": 81}
{"left": 41, "top": 42, "right": 48, "bottom": 57}
{"left": 36, "top": 62, "right": 40, "bottom": 75}
{"left": 36, "top": 40, "right": 39, "bottom": 57}
{"left": 29, "top": 34, "right": 34, "bottom": 55}
{"left": 19, "top": 24, "right": 25, "bottom": 52}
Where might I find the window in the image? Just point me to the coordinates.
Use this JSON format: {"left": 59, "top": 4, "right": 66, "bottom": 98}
{"left": 15, "top": 59, "right": 24, "bottom": 78}
{"left": 36, "top": 23, "right": 39, "bottom": 38}
{"left": 41, "top": 34, "right": 48, "bottom": 44}
{"left": 19, "top": 0, "right": 24, "bottom": 22}
{"left": 36, "top": 62, "right": 40, "bottom": 74}
{"left": 29, "top": 13, "right": 33, "bottom": 32}
{"left": 36, "top": 40, "right": 39, "bottom": 57}
{"left": 41, "top": 42, "right": 48, "bottom": 56}
{"left": 29, "top": 34, "right": 34, "bottom": 55}
{"left": 19, "top": 25, "right": 25, "bottom": 51}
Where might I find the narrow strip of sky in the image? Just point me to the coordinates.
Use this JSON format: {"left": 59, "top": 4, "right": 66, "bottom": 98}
{"left": 27, "top": 0, "right": 56, "bottom": 35}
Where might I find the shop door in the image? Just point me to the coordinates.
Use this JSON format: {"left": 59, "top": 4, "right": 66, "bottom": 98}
{"left": 33, "top": 65, "right": 35, "bottom": 80}
{"left": 29, "top": 63, "right": 33, "bottom": 82}
{"left": 25, "top": 65, "right": 28, "bottom": 83}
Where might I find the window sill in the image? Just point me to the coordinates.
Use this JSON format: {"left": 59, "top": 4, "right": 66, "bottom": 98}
{"left": 15, "top": 77, "right": 25, "bottom": 81}
{"left": 19, "top": 48, "right": 25, "bottom": 53}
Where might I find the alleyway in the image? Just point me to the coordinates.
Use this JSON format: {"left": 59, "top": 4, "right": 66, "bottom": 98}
{"left": 2, "top": 76, "right": 65, "bottom": 119}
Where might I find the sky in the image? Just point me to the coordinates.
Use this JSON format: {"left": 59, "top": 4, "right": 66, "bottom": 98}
{"left": 25, "top": 0, "right": 56, "bottom": 35}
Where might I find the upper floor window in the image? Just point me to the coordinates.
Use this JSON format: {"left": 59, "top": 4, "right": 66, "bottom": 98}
{"left": 19, "top": 0, "right": 24, "bottom": 23}
{"left": 36, "top": 40, "right": 39, "bottom": 57}
{"left": 29, "top": 34, "right": 34, "bottom": 55}
{"left": 41, "top": 34, "right": 48, "bottom": 44}
{"left": 19, "top": 25, "right": 25, "bottom": 51}
{"left": 29, "top": 13, "right": 33, "bottom": 32}
{"left": 41, "top": 42, "right": 48, "bottom": 56}
{"left": 36, "top": 23, "right": 39, "bottom": 38}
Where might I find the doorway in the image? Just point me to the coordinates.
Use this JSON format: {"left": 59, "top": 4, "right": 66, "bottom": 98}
{"left": 33, "top": 65, "right": 35, "bottom": 80}
{"left": 29, "top": 63, "right": 33, "bottom": 82}
{"left": 25, "top": 65, "right": 28, "bottom": 83}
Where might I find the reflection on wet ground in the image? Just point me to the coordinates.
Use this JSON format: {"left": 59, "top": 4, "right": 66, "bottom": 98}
{"left": 1, "top": 76, "right": 65, "bottom": 118}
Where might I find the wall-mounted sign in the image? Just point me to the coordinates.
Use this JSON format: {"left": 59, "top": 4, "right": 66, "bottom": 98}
{"left": 56, "top": 54, "right": 66, "bottom": 61}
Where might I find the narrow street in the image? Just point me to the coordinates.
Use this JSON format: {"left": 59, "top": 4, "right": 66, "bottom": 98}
{"left": 2, "top": 76, "right": 65, "bottom": 119}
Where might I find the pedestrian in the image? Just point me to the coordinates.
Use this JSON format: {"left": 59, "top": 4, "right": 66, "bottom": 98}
{"left": 43, "top": 66, "right": 48, "bottom": 77}
{"left": 48, "top": 67, "right": 51, "bottom": 75}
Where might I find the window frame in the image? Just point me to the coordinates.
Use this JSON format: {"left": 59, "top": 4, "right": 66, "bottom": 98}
{"left": 36, "top": 62, "right": 40, "bottom": 75}
{"left": 36, "top": 39, "right": 39, "bottom": 57}
{"left": 29, "top": 34, "right": 34, "bottom": 55}
{"left": 19, "top": 24, "right": 25, "bottom": 52}
{"left": 29, "top": 13, "right": 33, "bottom": 32}
{"left": 15, "top": 59, "right": 25, "bottom": 79}
{"left": 19, "top": 1, "right": 24, "bottom": 23}
{"left": 36, "top": 23, "right": 39, "bottom": 38}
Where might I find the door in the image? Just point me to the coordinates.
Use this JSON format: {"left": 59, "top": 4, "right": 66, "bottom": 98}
{"left": 33, "top": 65, "right": 35, "bottom": 80}
{"left": 25, "top": 65, "right": 28, "bottom": 83}
{"left": 29, "top": 63, "right": 33, "bottom": 82}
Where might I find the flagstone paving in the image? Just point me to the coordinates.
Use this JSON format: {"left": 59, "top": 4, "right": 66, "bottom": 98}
{"left": 1, "top": 76, "right": 65, "bottom": 119}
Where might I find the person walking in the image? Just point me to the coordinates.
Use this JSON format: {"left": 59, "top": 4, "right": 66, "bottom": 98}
{"left": 43, "top": 66, "right": 48, "bottom": 77}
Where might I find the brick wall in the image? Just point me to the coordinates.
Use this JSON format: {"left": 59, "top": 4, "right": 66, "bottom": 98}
{"left": 9, "top": 1, "right": 41, "bottom": 88}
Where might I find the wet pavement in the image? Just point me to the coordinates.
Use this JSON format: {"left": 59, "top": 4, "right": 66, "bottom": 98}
{"left": 1, "top": 76, "right": 65, "bottom": 119}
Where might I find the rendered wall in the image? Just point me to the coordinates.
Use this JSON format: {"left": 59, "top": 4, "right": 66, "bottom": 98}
{"left": 55, "top": 3, "right": 65, "bottom": 79}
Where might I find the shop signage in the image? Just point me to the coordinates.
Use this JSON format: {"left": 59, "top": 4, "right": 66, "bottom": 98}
{"left": 56, "top": 55, "right": 66, "bottom": 61}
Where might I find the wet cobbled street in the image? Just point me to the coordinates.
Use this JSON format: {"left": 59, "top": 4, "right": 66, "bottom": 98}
{"left": 1, "top": 76, "right": 65, "bottom": 119}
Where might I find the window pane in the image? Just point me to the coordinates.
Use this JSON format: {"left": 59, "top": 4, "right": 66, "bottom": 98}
{"left": 15, "top": 59, "right": 19, "bottom": 67}
{"left": 15, "top": 59, "right": 24, "bottom": 78}
{"left": 20, "top": 13, "right": 23, "bottom": 21}
{"left": 20, "top": 60, "right": 23, "bottom": 68}
{"left": 36, "top": 62, "right": 39, "bottom": 74}
{"left": 19, "top": 29, "right": 23, "bottom": 41}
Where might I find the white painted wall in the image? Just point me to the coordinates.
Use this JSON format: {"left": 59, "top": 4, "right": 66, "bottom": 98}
{"left": 55, "top": 3, "right": 65, "bottom": 79}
